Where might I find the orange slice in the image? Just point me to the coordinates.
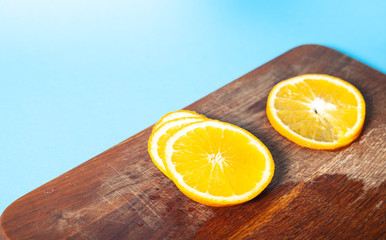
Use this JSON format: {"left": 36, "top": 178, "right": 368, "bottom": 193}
{"left": 164, "top": 120, "right": 274, "bottom": 206}
{"left": 266, "top": 74, "right": 366, "bottom": 149}
{"left": 148, "top": 117, "right": 206, "bottom": 177}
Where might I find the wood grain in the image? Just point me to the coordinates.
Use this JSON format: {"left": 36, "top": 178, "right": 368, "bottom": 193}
{"left": 1, "top": 45, "right": 385, "bottom": 240}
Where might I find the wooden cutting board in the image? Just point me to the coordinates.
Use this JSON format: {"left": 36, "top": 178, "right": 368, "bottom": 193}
{"left": 1, "top": 45, "right": 385, "bottom": 240}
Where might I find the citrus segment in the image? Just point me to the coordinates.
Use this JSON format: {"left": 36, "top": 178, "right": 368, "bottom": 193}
{"left": 148, "top": 117, "right": 205, "bottom": 177}
{"left": 164, "top": 120, "right": 274, "bottom": 206}
{"left": 266, "top": 74, "right": 365, "bottom": 149}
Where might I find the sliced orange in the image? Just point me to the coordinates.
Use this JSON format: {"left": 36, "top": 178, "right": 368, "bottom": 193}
{"left": 164, "top": 120, "right": 274, "bottom": 206}
{"left": 266, "top": 74, "right": 366, "bottom": 149}
{"left": 148, "top": 117, "right": 206, "bottom": 177}
{"left": 152, "top": 110, "right": 205, "bottom": 132}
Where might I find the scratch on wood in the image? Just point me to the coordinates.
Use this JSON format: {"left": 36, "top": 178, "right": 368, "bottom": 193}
{"left": 49, "top": 191, "right": 125, "bottom": 236}
{"left": 108, "top": 164, "right": 162, "bottom": 220}
{"left": 132, "top": 164, "right": 165, "bottom": 180}
{"left": 101, "top": 177, "right": 156, "bottom": 228}
{"left": 104, "top": 218, "right": 126, "bottom": 224}
{"left": 373, "top": 200, "right": 383, "bottom": 211}
{"left": 81, "top": 232, "right": 97, "bottom": 240}
{"left": 34, "top": 222, "right": 39, "bottom": 232}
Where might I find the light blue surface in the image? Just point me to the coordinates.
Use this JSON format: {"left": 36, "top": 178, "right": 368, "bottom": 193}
{"left": 0, "top": 0, "right": 385, "bottom": 215}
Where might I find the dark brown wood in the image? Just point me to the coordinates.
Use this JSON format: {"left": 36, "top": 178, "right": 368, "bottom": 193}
{"left": 1, "top": 45, "right": 385, "bottom": 240}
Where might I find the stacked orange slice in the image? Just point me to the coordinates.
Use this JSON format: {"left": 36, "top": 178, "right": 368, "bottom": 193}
{"left": 148, "top": 110, "right": 274, "bottom": 206}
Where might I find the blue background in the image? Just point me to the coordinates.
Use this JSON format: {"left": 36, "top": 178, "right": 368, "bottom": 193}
{"left": 1, "top": 0, "right": 385, "bottom": 215}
